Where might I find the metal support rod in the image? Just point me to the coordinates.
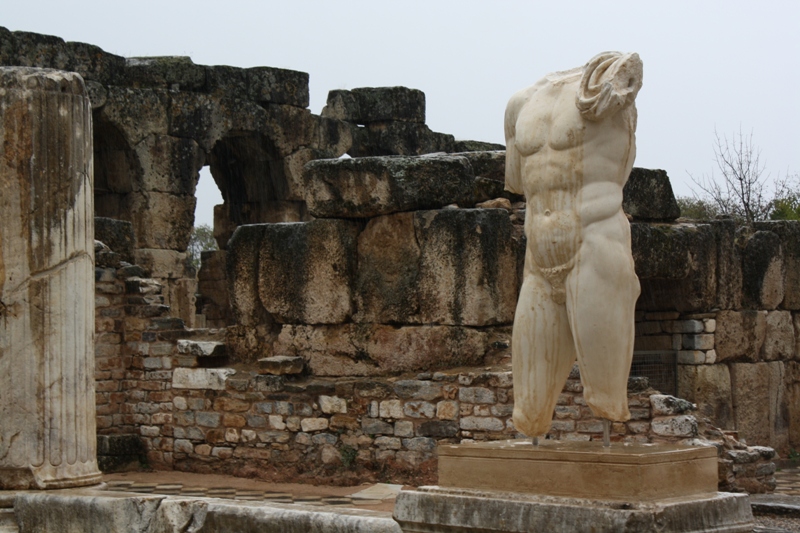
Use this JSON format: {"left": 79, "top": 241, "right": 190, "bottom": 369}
{"left": 603, "top": 419, "right": 611, "bottom": 448}
{"left": 532, "top": 436, "right": 539, "bottom": 446}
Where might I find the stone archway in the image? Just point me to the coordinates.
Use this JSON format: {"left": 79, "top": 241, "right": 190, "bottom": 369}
{"left": 93, "top": 117, "right": 140, "bottom": 222}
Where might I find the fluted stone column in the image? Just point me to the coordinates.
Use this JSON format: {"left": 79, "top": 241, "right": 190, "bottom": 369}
{"left": 0, "top": 67, "right": 101, "bottom": 489}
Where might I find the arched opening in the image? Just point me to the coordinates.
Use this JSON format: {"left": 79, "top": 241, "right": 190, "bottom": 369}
{"left": 93, "top": 118, "right": 140, "bottom": 221}
{"left": 207, "top": 131, "right": 309, "bottom": 249}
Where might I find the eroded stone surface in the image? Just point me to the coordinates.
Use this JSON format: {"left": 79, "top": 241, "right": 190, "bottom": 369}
{"left": 303, "top": 154, "right": 476, "bottom": 218}
{"left": 0, "top": 67, "right": 101, "bottom": 489}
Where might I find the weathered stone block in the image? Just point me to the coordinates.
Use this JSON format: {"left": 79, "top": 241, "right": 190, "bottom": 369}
{"left": 172, "top": 368, "right": 235, "bottom": 390}
{"left": 622, "top": 168, "right": 680, "bottom": 221}
{"left": 755, "top": 221, "right": 800, "bottom": 310}
{"left": 677, "top": 364, "right": 734, "bottom": 430}
{"left": 303, "top": 154, "right": 475, "bottom": 218}
{"left": 349, "top": 121, "right": 456, "bottom": 157}
{"left": 245, "top": 66, "right": 310, "bottom": 108}
{"left": 731, "top": 362, "right": 788, "bottom": 449}
{"left": 258, "top": 355, "right": 304, "bottom": 375}
{"left": 98, "top": 87, "right": 170, "bottom": 146}
{"left": 94, "top": 217, "right": 135, "bottom": 263}
{"left": 742, "top": 230, "right": 784, "bottom": 310}
{"left": 393, "top": 380, "right": 442, "bottom": 401}
{"left": 761, "top": 311, "right": 794, "bottom": 361}
{"left": 127, "top": 190, "right": 195, "bottom": 250}
{"left": 632, "top": 223, "right": 717, "bottom": 312}
{"left": 260, "top": 219, "right": 356, "bottom": 323}
{"left": 322, "top": 86, "right": 425, "bottom": 124}
{"left": 274, "top": 324, "right": 487, "bottom": 376}
{"left": 355, "top": 209, "right": 522, "bottom": 325}
{"left": 135, "top": 134, "right": 205, "bottom": 195}
{"left": 650, "top": 415, "right": 698, "bottom": 437}
{"left": 0, "top": 67, "right": 101, "bottom": 489}
{"left": 715, "top": 310, "right": 767, "bottom": 362}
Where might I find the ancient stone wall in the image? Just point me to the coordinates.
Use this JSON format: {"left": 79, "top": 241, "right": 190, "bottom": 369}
{"left": 0, "top": 28, "right": 499, "bottom": 331}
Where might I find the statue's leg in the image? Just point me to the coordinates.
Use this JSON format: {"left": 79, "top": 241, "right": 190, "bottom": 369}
{"left": 565, "top": 220, "right": 640, "bottom": 422}
{"left": 512, "top": 272, "right": 576, "bottom": 437}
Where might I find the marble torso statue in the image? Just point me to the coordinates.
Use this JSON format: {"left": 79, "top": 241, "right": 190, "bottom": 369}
{"left": 505, "top": 52, "right": 643, "bottom": 437}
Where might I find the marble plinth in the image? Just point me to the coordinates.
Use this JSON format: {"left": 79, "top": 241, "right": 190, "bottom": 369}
{"left": 438, "top": 439, "right": 718, "bottom": 501}
{"left": 0, "top": 67, "right": 101, "bottom": 489}
{"left": 393, "top": 440, "right": 753, "bottom": 532}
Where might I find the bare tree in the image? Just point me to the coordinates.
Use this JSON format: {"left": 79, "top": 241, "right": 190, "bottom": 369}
{"left": 690, "top": 127, "right": 774, "bottom": 225}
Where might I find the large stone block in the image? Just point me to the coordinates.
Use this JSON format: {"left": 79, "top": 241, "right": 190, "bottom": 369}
{"left": 622, "top": 168, "right": 680, "bottom": 221}
{"left": 134, "top": 134, "right": 205, "bottom": 195}
{"left": 355, "top": 209, "right": 522, "bottom": 325}
{"left": 127, "top": 191, "right": 195, "bottom": 250}
{"left": 632, "top": 223, "right": 717, "bottom": 312}
{"left": 322, "top": 86, "right": 426, "bottom": 124}
{"left": 124, "top": 55, "right": 206, "bottom": 91}
{"left": 274, "top": 324, "right": 487, "bottom": 376}
{"left": 762, "top": 310, "right": 795, "bottom": 361}
{"left": 246, "top": 66, "right": 310, "bottom": 108}
{"left": 97, "top": 87, "right": 170, "bottom": 146}
{"left": 349, "top": 121, "right": 456, "bottom": 157}
{"left": 0, "top": 67, "right": 101, "bottom": 489}
{"left": 303, "top": 154, "right": 475, "bottom": 218}
{"left": 730, "top": 362, "right": 788, "bottom": 450}
{"left": 742, "top": 230, "right": 784, "bottom": 310}
{"left": 715, "top": 310, "right": 767, "bottom": 362}
{"left": 711, "top": 220, "right": 743, "bottom": 310}
{"left": 755, "top": 221, "right": 800, "bottom": 310}
{"left": 228, "top": 220, "right": 359, "bottom": 324}
{"left": 677, "top": 365, "right": 734, "bottom": 429}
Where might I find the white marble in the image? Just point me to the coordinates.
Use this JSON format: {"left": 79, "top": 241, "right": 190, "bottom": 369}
{"left": 505, "top": 52, "right": 643, "bottom": 437}
{"left": 0, "top": 68, "right": 101, "bottom": 488}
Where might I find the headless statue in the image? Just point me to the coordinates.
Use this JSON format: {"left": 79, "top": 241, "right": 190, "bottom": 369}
{"left": 505, "top": 52, "right": 643, "bottom": 438}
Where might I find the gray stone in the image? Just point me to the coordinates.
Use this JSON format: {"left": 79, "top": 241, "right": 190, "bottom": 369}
{"left": 622, "top": 167, "right": 681, "bottom": 221}
{"left": 459, "top": 387, "right": 496, "bottom": 404}
{"left": 650, "top": 415, "right": 698, "bottom": 437}
{"left": 302, "top": 154, "right": 475, "bottom": 218}
{"left": 393, "top": 380, "right": 443, "bottom": 401}
{"left": 650, "top": 395, "right": 695, "bottom": 416}
{"left": 394, "top": 487, "right": 753, "bottom": 533}
{"left": 348, "top": 121, "right": 456, "bottom": 157}
{"left": 418, "top": 420, "right": 460, "bottom": 438}
{"left": 322, "top": 87, "right": 425, "bottom": 124}
{"left": 754, "top": 221, "right": 800, "bottom": 310}
{"left": 460, "top": 416, "right": 504, "bottom": 431}
{"left": 362, "top": 418, "right": 394, "bottom": 436}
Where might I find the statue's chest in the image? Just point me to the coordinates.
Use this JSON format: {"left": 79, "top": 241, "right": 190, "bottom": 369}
{"left": 515, "top": 93, "right": 585, "bottom": 156}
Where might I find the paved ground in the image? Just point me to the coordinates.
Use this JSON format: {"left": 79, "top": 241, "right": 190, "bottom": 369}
{"left": 102, "top": 464, "right": 800, "bottom": 531}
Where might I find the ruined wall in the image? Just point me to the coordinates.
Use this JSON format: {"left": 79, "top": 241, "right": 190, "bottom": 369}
{"left": 0, "top": 28, "right": 500, "bottom": 331}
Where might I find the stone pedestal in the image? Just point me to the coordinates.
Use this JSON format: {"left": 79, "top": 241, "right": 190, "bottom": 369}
{"left": 0, "top": 67, "right": 102, "bottom": 489}
{"left": 393, "top": 440, "right": 754, "bottom": 532}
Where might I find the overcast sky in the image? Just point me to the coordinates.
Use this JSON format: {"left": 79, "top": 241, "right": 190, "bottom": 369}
{"left": 5, "top": 1, "right": 799, "bottom": 227}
